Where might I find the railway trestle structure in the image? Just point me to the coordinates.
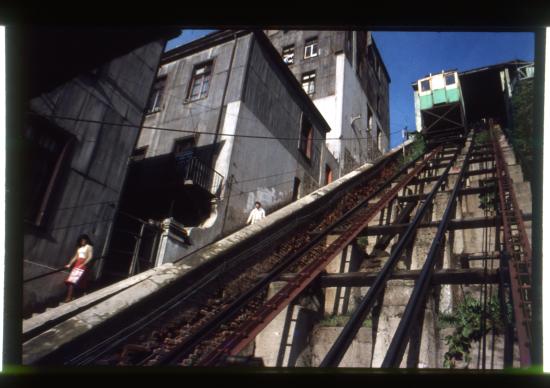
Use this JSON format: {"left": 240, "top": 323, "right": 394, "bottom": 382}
{"left": 23, "top": 126, "right": 533, "bottom": 369}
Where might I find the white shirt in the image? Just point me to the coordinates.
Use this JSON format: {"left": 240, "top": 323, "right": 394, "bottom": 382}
{"left": 77, "top": 244, "right": 93, "bottom": 260}
{"left": 247, "top": 207, "right": 266, "bottom": 224}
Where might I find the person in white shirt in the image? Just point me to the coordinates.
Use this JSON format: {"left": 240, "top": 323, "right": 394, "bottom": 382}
{"left": 64, "top": 234, "right": 94, "bottom": 302}
{"left": 247, "top": 201, "right": 266, "bottom": 225}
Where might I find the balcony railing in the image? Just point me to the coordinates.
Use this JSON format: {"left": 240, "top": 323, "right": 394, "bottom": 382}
{"left": 174, "top": 154, "right": 224, "bottom": 198}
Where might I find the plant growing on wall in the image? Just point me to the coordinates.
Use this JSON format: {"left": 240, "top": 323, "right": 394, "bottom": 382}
{"left": 356, "top": 236, "right": 369, "bottom": 251}
{"left": 478, "top": 180, "right": 497, "bottom": 212}
{"left": 479, "top": 192, "right": 496, "bottom": 211}
{"left": 474, "top": 130, "right": 490, "bottom": 146}
{"left": 510, "top": 78, "right": 534, "bottom": 181}
{"left": 403, "top": 133, "right": 426, "bottom": 165}
{"left": 438, "top": 295, "right": 507, "bottom": 368}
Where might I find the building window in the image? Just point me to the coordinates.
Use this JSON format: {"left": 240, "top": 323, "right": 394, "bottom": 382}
{"left": 445, "top": 73, "right": 456, "bottom": 86}
{"left": 325, "top": 165, "right": 333, "bottom": 185}
{"left": 367, "top": 108, "right": 373, "bottom": 131}
{"left": 24, "top": 117, "right": 73, "bottom": 227}
{"left": 131, "top": 146, "right": 148, "bottom": 161}
{"left": 420, "top": 79, "right": 430, "bottom": 92}
{"left": 301, "top": 71, "right": 316, "bottom": 96}
{"left": 345, "top": 31, "right": 352, "bottom": 55}
{"left": 292, "top": 177, "right": 301, "bottom": 201}
{"left": 282, "top": 45, "right": 295, "bottom": 64}
{"left": 299, "top": 115, "right": 314, "bottom": 160}
{"left": 173, "top": 136, "right": 196, "bottom": 154}
{"left": 304, "top": 38, "right": 319, "bottom": 59}
{"left": 146, "top": 76, "right": 166, "bottom": 113}
{"left": 187, "top": 61, "right": 213, "bottom": 102}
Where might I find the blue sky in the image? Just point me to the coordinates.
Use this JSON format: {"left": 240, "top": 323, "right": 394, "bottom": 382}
{"left": 371, "top": 31, "right": 535, "bottom": 148}
{"left": 165, "top": 29, "right": 217, "bottom": 51}
{"left": 166, "top": 30, "right": 535, "bottom": 148}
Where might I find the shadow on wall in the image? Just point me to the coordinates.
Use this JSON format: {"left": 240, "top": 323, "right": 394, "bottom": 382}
{"left": 23, "top": 263, "right": 71, "bottom": 318}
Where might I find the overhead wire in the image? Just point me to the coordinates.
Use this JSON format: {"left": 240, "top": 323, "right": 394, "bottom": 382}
{"left": 27, "top": 111, "right": 388, "bottom": 143}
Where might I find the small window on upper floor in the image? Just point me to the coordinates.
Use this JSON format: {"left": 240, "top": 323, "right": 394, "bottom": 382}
{"left": 24, "top": 117, "right": 73, "bottom": 227}
{"left": 173, "top": 136, "right": 196, "bottom": 155}
{"left": 325, "top": 164, "right": 333, "bottom": 185}
{"left": 445, "top": 73, "right": 456, "bottom": 86}
{"left": 304, "top": 38, "right": 319, "bottom": 59}
{"left": 146, "top": 76, "right": 167, "bottom": 114}
{"left": 131, "top": 146, "right": 148, "bottom": 161}
{"left": 301, "top": 71, "right": 316, "bottom": 96}
{"left": 420, "top": 79, "right": 431, "bottom": 92}
{"left": 282, "top": 45, "right": 295, "bottom": 65}
{"left": 299, "top": 115, "right": 314, "bottom": 160}
{"left": 173, "top": 137, "right": 196, "bottom": 172}
{"left": 187, "top": 61, "right": 213, "bottom": 102}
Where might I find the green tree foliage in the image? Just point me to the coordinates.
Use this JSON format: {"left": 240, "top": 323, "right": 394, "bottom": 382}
{"left": 510, "top": 78, "right": 534, "bottom": 181}
{"left": 438, "top": 295, "right": 508, "bottom": 368}
{"left": 474, "top": 129, "right": 490, "bottom": 146}
{"left": 403, "top": 133, "right": 426, "bottom": 165}
{"left": 356, "top": 236, "right": 369, "bottom": 250}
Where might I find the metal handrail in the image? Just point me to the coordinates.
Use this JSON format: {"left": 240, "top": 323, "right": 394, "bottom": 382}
{"left": 23, "top": 256, "right": 105, "bottom": 283}
{"left": 175, "top": 155, "right": 224, "bottom": 197}
{"left": 23, "top": 267, "right": 68, "bottom": 283}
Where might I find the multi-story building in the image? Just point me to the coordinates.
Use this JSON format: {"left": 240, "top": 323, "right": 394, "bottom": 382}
{"left": 104, "top": 30, "right": 339, "bottom": 282}
{"left": 21, "top": 27, "right": 179, "bottom": 316}
{"left": 265, "top": 30, "right": 391, "bottom": 175}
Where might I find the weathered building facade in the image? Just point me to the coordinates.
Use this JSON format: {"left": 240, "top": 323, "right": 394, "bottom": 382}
{"left": 109, "top": 31, "right": 339, "bottom": 280}
{"left": 22, "top": 28, "right": 178, "bottom": 316}
{"left": 265, "top": 30, "right": 391, "bottom": 175}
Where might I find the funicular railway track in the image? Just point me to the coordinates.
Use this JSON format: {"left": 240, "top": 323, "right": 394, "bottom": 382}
{"left": 28, "top": 127, "right": 533, "bottom": 368}
{"left": 92, "top": 142, "right": 456, "bottom": 367}
{"left": 61, "top": 143, "right": 414, "bottom": 366}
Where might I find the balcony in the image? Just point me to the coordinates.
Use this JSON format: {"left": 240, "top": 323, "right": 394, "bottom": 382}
{"left": 120, "top": 151, "right": 224, "bottom": 226}
{"left": 174, "top": 153, "right": 223, "bottom": 198}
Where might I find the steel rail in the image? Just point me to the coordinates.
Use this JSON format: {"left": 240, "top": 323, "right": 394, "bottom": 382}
{"left": 134, "top": 150, "right": 427, "bottom": 366}
{"left": 498, "top": 251, "right": 515, "bottom": 367}
{"left": 318, "top": 144, "right": 462, "bottom": 367}
{"left": 381, "top": 133, "right": 473, "bottom": 367}
{"left": 492, "top": 130, "right": 532, "bottom": 366}
{"left": 493, "top": 136, "right": 532, "bottom": 262}
{"left": 194, "top": 147, "right": 445, "bottom": 366}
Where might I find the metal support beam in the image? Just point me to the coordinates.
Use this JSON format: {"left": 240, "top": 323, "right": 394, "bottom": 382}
{"left": 269, "top": 269, "right": 499, "bottom": 287}
{"left": 398, "top": 186, "right": 493, "bottom": 202}
{"left": 354, "top": 214, "right": 532, "bottom": 236}
{"left": 320, "top": 145, "right": 462, "bottom": 367}
{"left": 382, "top": 132, "right": 473, "bottom": 367}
